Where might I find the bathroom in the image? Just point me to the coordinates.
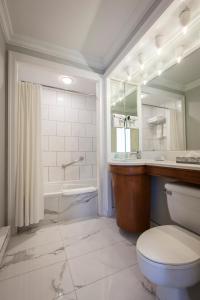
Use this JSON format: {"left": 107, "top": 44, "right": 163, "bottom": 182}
{"left": 0, "top": 0, "right": 200, "bottom": 299}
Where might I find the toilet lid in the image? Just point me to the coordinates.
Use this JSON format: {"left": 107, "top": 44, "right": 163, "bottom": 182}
{"left": 137, "top": 225, "right": 200, "bottom": 265}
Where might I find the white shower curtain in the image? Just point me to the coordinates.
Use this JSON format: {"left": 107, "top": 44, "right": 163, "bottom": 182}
{"left": 167, "top": 109, "right": 185, "bottom": 150}
{"left": 15, "top": 82, "right": 44, "bottom": 227}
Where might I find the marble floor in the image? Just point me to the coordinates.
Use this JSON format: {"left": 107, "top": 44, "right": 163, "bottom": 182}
{"left": 0, "top": 217, "right": 155, "bottom": 300}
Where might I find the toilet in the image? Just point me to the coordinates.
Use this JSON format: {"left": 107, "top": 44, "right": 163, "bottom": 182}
{"left": 136, "top": 183, "right": 200, "bottom": 300}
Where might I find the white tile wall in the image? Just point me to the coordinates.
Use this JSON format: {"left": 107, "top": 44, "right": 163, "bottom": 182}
{"left": 42, "top": 87, "right": 97, "bottom": 182}
{"left": 142, "top": 105, "right": 168, "bottom": 151}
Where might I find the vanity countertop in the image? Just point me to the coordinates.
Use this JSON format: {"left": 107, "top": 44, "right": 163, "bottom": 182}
{"left": 109, "top": 159, "right": 200, "bottom": 171}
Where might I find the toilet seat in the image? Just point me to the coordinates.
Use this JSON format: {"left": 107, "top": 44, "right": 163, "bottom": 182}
{"left": 136, "top": 225, "right": 200, "bottom": 266}
{"left": 136, "top": 225, "right": 200, "bottom": 288}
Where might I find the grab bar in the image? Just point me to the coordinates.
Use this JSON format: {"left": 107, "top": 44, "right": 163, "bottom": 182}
{"left": 61, "top": 156, "right": 84, "bottom": 168}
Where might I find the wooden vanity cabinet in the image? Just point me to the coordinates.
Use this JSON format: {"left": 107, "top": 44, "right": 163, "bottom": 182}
{"left": 110, "top": 165, "right": 150, "bottom": 233}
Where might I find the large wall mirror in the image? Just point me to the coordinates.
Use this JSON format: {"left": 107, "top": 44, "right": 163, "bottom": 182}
{"left": 110, "top": 80, "right": 139, "bottom": 153}
{"left": 142, "top": 47, "right": 200, "bottom": 151}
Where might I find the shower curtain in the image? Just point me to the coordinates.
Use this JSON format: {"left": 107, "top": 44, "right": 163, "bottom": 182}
{"left": 167, "top": 109, "right": 185, "bottom": 150}
{"left": 15, "top": 82, "right": 44, "bottom": 227}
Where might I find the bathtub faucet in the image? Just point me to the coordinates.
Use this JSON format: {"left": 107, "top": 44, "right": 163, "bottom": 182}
{"left": 61, "top": 156, "right": 84, "bottom": 168}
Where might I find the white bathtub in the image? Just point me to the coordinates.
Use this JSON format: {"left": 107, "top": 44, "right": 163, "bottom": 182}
{"left": 44, "top": 179, "right": 98, "bottom": 222}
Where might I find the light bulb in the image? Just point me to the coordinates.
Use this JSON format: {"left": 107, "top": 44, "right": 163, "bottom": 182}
{"left": 182, "top": 26, "right": 188, "bottom": 35}
{"left": 143, "top": 80, "right": 147, "bottom": 85}
{"left": 177, "top": 56, "right": 182, "bottom": 63}
{"left": 127, "top": 74, "right": 132, "bottom": 81}
{"left": 140, "top": 64, "right": 144, "bottom": 71}
{"left": 156, "top": 48, "right": 162, "bottom": 56}
{"left": 158, "top": 69, "right": 162, "bottom": 76}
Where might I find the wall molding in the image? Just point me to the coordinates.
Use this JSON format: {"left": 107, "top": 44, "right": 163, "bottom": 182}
{"left": 184, "top": 77, "right": 200, "bottom": 91}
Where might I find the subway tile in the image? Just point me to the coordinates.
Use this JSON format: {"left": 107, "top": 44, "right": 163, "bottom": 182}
{"left": 71, "top": 94, "right": 86, "bottom": 109}
{"left": 86, "top": 96, "right": 96, "bottom": 111}
{"left": 43, "top": 167, "right": 49, "bottom": 182}
{"left": 49, "top": 136, "right": 65, "bottom": 151}
{"left": 92, "top": 138, "right": 97, "bottom": 151}
{"left": 57, "top": 122, "right": 71, "bottom": 136}
{"left": 42, "top": 120, "right": 56, "bottom": 136}
{"left": 49, "top": 106, "right": 65, "bottom": 121}
{"left": 65, "top": 137, "right": 78, "bottom": 151}
{"left": 57, "top": 91, "right": 71, "bottom": 107}
{"left": 79, "top": 137, "right": 93, "bottom": 151}
{"left": 42, "top": 88, "right": 57, "bottom": 105}
{"left": 42, "top": 152, "right": 57, "bottom": 166}
{"left": 65, "top": 108, "right": 78, "bottom": 123}
{"left": 57, "top": 152, "right": 72, "bottom": 167}
{"left": 42, "top": 136, "right": 48, "bottom": 151}
{"left": 65, "top": 166, "right": 80, "bottom": 181}
{"left": 41, "top": 105, "right": 48, "bottom": 120}
{"left": 49, "top": 167, "right": 64, "bottom": 181}
{"left": 86, "top": 124, "right": 96, "bottom": 137}
{"left": 80, "top": 165, "right": 92, "bottom": 179}
{"left": 78, "top": 110, "right": 92, "bottom": 123}
{"left": 92, "top": 111, "right": 96, "bottom": 124}
{"left": 86, "top": 152, "right": 96, "bottom": 164}
{"left": 71, "top": 124, "right": 86, "bottom": 137}
{"left": 92, "top": 165, "right": 97, "bottom": 178}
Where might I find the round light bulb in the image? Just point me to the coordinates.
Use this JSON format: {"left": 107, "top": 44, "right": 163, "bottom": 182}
{"left": 60, "top": 76, "right": 73, "bottom": 85}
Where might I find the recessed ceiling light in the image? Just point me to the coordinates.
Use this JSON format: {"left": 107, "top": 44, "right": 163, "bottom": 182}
{"left": 60, "top": 76, "right": 73, "bottom": 85}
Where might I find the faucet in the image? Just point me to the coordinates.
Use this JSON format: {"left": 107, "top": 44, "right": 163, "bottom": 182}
{"left": 136, "top": 150, "right": 142, "bottom": 159}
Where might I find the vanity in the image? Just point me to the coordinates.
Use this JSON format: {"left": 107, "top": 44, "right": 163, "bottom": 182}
{"left": 107, "top": 35, "right": 200, "bottom": 234}
{"left": 109, "top": 160, "right": 200, "bottom": 232}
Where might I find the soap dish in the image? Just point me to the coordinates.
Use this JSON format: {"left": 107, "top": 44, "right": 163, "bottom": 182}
{"left": 176, "top": 157, "right": 200, "bottom": 164}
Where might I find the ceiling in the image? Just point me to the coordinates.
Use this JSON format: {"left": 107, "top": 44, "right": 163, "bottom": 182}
{"left": 18, "top": 62, "right": 96, "bottom": 95}
{"left": 0, "top": 0, "right": 164, "bottom": 73}
{"left": 111, "top": 0, "right": 200, "bottom": 86}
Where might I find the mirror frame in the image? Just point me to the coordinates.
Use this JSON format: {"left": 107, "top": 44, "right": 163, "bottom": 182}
{"left": 107, "top": 78, "right": 142, "bottom": 160}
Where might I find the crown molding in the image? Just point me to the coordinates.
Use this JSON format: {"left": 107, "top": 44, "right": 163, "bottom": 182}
{"left": 9, "top": 33, "right": 105, "bottom": 72}
{"left": 184, "top": 77, "right": 200, "bottom": 91}
{"left": 0, "top": 0, "right": 13, "bottom": 41}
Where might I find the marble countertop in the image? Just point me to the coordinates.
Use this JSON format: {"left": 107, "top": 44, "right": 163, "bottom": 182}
{"left": 109, "top": 159, "right": 200, "bottom": 171}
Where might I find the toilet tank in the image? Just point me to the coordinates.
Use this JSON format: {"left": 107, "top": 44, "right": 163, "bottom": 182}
{"left": 165, "top": 183, "right": 200, "bottom": 235}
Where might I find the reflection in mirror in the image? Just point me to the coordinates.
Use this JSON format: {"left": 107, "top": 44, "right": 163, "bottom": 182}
{"left": 110, "top": 80, "right": 139, "bottom": 153}
{"left": 145, "top": 47, "right": 200, "bottom": 151}
{"left": 141, "top": 88, "right": 185, "bottom": 151}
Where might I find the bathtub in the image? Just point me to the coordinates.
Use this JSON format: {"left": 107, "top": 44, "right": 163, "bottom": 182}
{"left": 44, "top": 179, "right": 98, "bottom": 222}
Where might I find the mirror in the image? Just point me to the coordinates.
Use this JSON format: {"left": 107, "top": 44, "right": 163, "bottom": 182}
{"left": 110, "top": 80, "right": 139, "bottom": 153}
{"left": 143, "top": 47, "right": 200, "bottom": 151}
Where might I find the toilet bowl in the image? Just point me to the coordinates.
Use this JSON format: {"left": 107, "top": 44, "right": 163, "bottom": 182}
{"left": 136, "top": 183, "right": 200, "bottom": 300}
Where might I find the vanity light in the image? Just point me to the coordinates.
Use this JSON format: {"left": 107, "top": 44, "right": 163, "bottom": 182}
{"left": 155, "top": 35, "right": 164, "bottom": 56}
{"left": 176, "top": 46, "right": 184, "bottom": 63}
{"left": 138, "top": 53, "right": 144, "bottom": 71}
{"left": 179, "top": 6, "right": 190, "bottom": 35}
{"left": 127, "top": 74, "right": 132, "bottom": 81}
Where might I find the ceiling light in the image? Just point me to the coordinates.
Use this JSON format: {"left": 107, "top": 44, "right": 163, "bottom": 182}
{"left": 60, "top": 76, "right": 73, "bottom": 85}
{"left": 179, "top": 6, "right": 190, "bottom": 35}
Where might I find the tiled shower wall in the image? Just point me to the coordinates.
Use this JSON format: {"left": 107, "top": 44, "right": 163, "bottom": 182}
{"left": 41, "top": 87, "right": 97, "bottom": 182}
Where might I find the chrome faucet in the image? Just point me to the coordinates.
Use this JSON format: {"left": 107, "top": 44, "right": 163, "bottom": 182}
{"left": 136, "top": 150, "right": 142, "bottom": 159}
{"left": 61, "top": 156, "right": 84, "bottom": 168}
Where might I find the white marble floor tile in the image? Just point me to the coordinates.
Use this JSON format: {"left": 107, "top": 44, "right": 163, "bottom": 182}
{"left": 7, "top": 225, "right": 62, "bottom": 253}
{"left": 64, "top": 227, "right": 128, "bottom": 259}
{"left": 0, "top": 241, "right": 66, "bottom": 281}
{"left": 76, "top": 265, "right": 155, "bottom": 300}
{"left": 0, "top": 261, "right": 75, "bottom": 300}
{"left": 58, "top": 217, "right": 108, "bottom": 240}
{"left": 69, "top": 241, "right": 137, "bottom": 288}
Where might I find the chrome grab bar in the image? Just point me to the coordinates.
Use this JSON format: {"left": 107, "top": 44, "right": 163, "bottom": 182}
{"left": 61, "top": 156, "right": 84, "bottom": 168}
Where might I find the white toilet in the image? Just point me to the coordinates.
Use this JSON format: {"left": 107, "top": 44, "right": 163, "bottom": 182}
{"left": 136, "top": 183, "right": 200, "bottom": 300}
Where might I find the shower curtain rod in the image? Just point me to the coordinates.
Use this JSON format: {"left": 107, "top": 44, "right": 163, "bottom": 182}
{"left": 20, "top": 80, "right": 95, "bottom": 97}
{"left": 142, "top": 103, "right": 170, "bottom": 110}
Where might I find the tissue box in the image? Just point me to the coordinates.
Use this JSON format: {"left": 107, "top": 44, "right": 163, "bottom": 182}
{"left": 176, "top": 157, "right": 200, "bottom": 164}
